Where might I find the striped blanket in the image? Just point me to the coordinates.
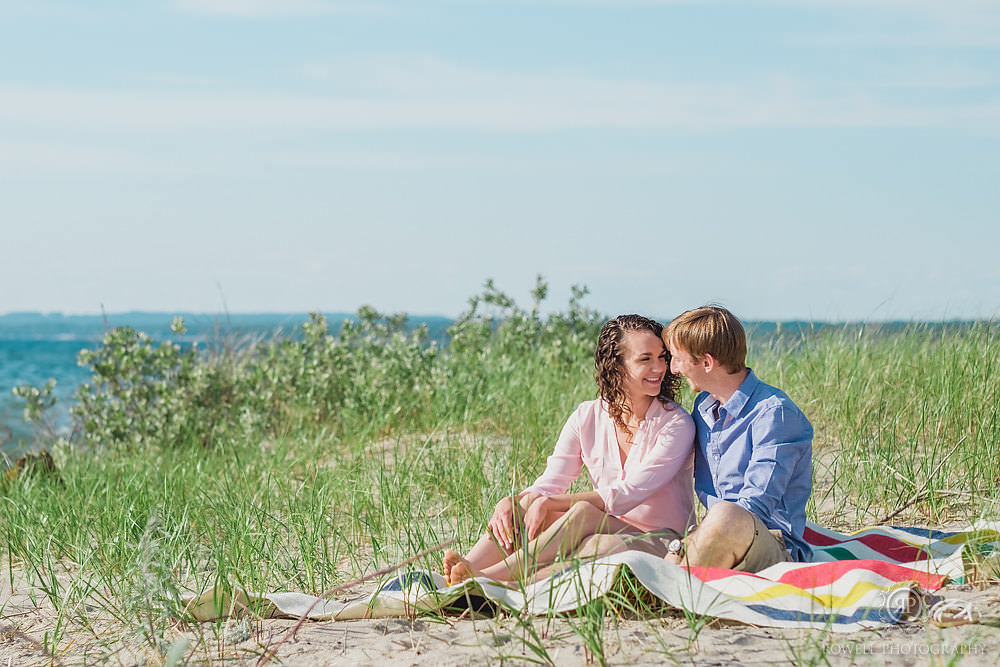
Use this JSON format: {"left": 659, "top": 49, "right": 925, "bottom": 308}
{"left": 183, "top": 521, "right": 1000, "bottom": 631}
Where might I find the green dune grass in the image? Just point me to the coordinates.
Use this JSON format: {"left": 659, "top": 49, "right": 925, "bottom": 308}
{"left": 3, "top": 279, "right": 997, "bottom": 664}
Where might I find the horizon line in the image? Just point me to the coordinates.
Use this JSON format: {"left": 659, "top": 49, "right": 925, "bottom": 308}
{"left": 0, "top": 310, "right": 995, "bottom": 326}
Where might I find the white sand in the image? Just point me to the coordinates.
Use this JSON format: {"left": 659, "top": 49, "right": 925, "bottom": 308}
{"left": 4, "top": 565, "right": 1000, "bottom": 666}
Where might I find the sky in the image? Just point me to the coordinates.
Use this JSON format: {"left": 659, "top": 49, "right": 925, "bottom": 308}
{"left": 1, "top": 0, "right": 998, "bottom": 323}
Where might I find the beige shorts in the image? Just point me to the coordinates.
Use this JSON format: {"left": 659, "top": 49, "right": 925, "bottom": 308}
{"left": 614, "top": 528, "right": 685, "bottom": 558}
{"left": 564, "top": 527, "right": 685, "bottom": 560}
{"left": 732, "top": 513, "right": 792, "bottom": 573}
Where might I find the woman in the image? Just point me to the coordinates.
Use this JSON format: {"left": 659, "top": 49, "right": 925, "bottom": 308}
{"left": 444, "top": 314, "right": 695, "bottom": 586}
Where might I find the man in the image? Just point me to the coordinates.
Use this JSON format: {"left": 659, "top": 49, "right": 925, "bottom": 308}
{"left": 661, "top": 305, "right": 812, "bottom": 572}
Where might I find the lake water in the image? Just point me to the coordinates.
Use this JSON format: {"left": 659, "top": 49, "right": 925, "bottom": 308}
{"left": 0, "top": 311, "right": 455, "bottom": 458}
{"left": 0, "top": 312, "right": 928, "bottom": 459}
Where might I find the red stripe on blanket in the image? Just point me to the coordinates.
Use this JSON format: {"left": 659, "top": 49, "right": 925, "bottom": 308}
{"left": 803, "top": 526, "right": 930, "bottom": 562}
{"left": 803, "top": 525, "right": 847, "bottom": 546}
{"left": 776, "top": 560, "right": 946, "bottom": 589}
{"left": 686, "top": 560, "right": 946, "bottom": 590}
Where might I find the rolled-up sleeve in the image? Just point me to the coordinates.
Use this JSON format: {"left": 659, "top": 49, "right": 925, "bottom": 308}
{"left": 522, "top": 408, "right": 585, "bottom": 496}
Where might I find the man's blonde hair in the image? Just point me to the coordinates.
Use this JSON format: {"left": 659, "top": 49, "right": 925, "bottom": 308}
{"left": 663, "top": 305, "right": 747, "bottom": 374}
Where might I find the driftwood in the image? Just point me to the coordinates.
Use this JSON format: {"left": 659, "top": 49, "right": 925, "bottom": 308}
{"left": 256, "top": 538, "right": 456, "bottom": 666}
{"left": 875, "top": 436, "right": 967, "bottom": 525}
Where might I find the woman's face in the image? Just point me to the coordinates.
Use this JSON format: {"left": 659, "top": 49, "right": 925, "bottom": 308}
{"left": 619, "top": 329, "right": 668, "bottom": 400}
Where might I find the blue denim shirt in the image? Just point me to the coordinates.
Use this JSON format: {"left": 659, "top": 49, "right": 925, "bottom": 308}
{"left": 693, "top": 368, "right": 813, "bottom": 561}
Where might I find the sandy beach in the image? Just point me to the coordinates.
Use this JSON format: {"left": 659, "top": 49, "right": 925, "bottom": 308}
{"left": 4, "top": 560, "right": 1000, "bottom": 666}
{"left": 4, "top": 450, "right": 1000, "bottom": 665}
{"left": 4, "top": 320, "right": 999, "bottom": 666}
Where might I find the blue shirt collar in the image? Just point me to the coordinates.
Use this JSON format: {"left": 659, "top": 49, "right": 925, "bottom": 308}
{"left": 722, "top": 367, "right": 758, "bottom": 419}
{"left": 697, "top": 367, "right": 758, "bottom": 423}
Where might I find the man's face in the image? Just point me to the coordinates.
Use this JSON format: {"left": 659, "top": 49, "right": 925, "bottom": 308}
{"left": 667, "top": 343, "right": 706, "bottom": 393}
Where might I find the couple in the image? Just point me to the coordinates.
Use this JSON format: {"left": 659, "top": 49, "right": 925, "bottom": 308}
{"left": 444, "top": 306, "right": 813, "bottom": 586}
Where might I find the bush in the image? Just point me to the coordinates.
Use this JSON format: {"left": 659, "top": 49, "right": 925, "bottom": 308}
{"left": 17, "top": 276, "right": 603, "bottom": 452}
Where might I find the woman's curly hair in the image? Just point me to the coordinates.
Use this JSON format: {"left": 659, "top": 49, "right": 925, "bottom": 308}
{"left": 595, "top": 314, "right": 680, "bottom": 437}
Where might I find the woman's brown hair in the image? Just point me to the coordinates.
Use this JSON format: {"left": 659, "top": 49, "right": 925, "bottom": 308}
{"left": 595, "top": 314, "right": 680, "bottom": 438}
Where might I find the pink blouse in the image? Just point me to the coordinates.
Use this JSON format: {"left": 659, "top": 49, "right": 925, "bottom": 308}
{"left": 523, "top": 398, "right": 695, "bottom": 533}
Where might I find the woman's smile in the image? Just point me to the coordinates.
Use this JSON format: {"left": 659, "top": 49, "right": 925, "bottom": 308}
{"left": 621, "top": 329, "right": 669, "bottom": 400}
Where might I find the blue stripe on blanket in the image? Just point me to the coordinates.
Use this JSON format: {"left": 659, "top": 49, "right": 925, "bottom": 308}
{"left": 380, "top": 571, "right": 438, "bottom": 592}
{"left": 744, "top": 603, "right": 905, "bottom": 625}
{"left": 889, "top": 525, "right": 958, "bottom": 540}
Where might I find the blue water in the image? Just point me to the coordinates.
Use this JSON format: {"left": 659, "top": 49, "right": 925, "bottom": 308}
{"left": 0, "top": 338, "right": 92, "bottom": 453}
{"left": 0, "top": 311, "right": 453, "bottom": 457}
{"left": 0, "top": 312, "right": 961, "bottom": 458}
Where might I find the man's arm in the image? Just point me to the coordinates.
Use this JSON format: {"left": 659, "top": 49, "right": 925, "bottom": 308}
{"left": 736, "top": 404, "right": 812, "bottom": 522}
{"left": 691, "top": 393, "right": 721, "bottom": 509}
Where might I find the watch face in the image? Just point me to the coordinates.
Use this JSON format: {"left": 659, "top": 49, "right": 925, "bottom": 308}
{"left": 668, "top": 539, "right": 682, "bottom": 555}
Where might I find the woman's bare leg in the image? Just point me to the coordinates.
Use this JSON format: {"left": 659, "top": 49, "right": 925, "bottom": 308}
{"left": 531, "top": 533, "right": 631, "bottom": 582}
{"left": 451, "top": 502, "right": 633, "bottom": 585}
{"left": 443, "top": 534, "right": 507, "bottom": 584}
{"left": 573, "top": 533, "right": 632, "bottom": 560}
{"left": 444, "top": 507, "right": 566, "bottom": 585}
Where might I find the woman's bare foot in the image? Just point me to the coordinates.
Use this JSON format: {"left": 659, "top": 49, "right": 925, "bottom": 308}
{"left": 443, "top": 549, "right": 463, "bottom": 585}
{"left": 446, "top": 553, "right": 488, "bottom": 585}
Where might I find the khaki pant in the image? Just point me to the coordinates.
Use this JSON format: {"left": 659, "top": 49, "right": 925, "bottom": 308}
{"left": 732, "top": 513, "right": 792, "bottom": 573}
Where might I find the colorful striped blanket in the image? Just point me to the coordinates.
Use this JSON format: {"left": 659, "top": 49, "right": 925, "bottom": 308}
{"left": 183, "top": 521, "right": 1000, "bottom": 631}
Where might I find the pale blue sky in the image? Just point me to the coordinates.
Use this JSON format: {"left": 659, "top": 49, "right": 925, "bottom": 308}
{"left": 2, "top": 0, "right": 998, "bottom": 321}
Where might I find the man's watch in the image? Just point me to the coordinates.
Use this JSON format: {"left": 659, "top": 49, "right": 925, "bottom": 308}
{"left": 667, "top": 538, "right": 685, "bottom": 558}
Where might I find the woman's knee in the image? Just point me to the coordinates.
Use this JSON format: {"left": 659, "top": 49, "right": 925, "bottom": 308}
{"left": 565, "top": 501, "right": 601, "bottom": 520}
{"left": 561, "top": 501, "right": 607, "bottom": 534}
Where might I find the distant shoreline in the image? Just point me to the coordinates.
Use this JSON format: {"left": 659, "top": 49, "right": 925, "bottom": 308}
{"left": 3, "top": 315, "right": 995, "bottom": 456}
{"left": 0, "top": 312, "right": 456, "bottom": 342}
{"left": 2, "top": 310, "right": 990, "bottom": 330}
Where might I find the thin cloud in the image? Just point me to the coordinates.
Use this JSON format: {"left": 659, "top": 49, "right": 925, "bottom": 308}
{"left": 780, "top": 0, "right": 1000, "bottom": 47}
{"left": 1, "top": 59, "right": 996, "bottom": 132}
{"left": 171, "top": 0, "right": 390, "bottom": 16}
{"left": 495, "top": 0, "right": 1000, "bottom": 45}
{"left": 794, "top": 25, "right": 1000, "bottom": 49}
{"left": 0, "top": 140, "right": 155, "bottom": 172}
{"left": 883, "top": 65, "right": 1000, "bottom": 91}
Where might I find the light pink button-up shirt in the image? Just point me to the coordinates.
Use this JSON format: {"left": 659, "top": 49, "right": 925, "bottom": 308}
{"left": 523, "top": 398, "right": 695, "bottom": 533}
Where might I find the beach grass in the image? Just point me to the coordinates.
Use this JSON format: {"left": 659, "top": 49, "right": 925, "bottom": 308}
{"left": 2, "top": 281, "right": 998, "bottom": 664}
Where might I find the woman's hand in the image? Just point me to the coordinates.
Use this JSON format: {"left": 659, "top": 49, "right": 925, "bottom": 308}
{"left": 487, "top": 496, "right": 521, "bottom": 552}
{"left": 523, "top": 496, "right": 553, "bottom": 541}
{"left": 518, "top": 491, "right": 541, "bottom": 512}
